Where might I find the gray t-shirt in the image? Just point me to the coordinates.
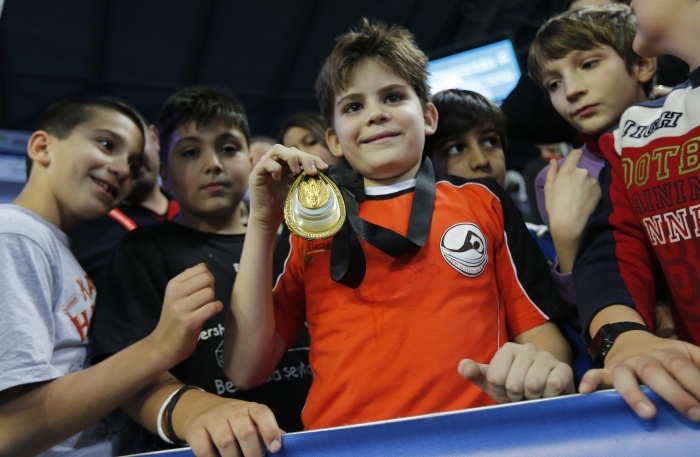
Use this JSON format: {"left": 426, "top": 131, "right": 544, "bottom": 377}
{"left": 0, "top": 204, "right": 128, "bottom": 456}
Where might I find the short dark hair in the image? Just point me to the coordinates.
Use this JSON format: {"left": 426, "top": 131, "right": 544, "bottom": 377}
{"left": 27, "top": 96, "right": 146, "bottom": 176}
{"left": 424, "top": 89, "right": 508, "bottom": 166}
{"left": 36, "top": 96, "right": 145, "bottom": 141}
{"left": 157, "top": 85, "right": 251, "bottom": 163}
{"left": 315, "top": 18, "right": 431, "bottom": 126}
{"left": 278, "top": 112, "right": 329, "bottom": 147}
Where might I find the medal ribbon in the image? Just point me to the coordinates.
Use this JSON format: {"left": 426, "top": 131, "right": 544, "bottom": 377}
{"left": 325, "top": 158, "right": 436, "bottom": 288}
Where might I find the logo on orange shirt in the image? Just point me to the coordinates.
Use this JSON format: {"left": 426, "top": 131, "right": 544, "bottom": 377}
{"left": 440, "top": 223, "right": 488, "bottom": 277}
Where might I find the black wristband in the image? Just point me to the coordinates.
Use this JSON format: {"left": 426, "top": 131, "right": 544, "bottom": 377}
{"left": 588, "top": 321, "right": 650, "bottom": 368}
{"left": 165, "top": 385, "right": 202, "bottom": 445}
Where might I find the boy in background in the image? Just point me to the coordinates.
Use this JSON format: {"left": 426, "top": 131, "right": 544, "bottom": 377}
{"left": 225, "top": 19, "right": 573, "bottom": 431}
{"left": 91, "top": 86, "right": 308, "bottom": 455}
{"left": 572, "top": 0, "right": 700, "bottom": 422}
{"left": 528, "top": 4, "right": 655, "bottom": 307}
{"left": 0, "top": 97, "right": 221, "bottom": 456}
{"left": 423, "top": 89, "right": 509, "bottom": 187}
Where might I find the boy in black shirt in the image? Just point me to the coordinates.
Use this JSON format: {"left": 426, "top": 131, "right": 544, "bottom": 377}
{"left": 92, "top": 86, "right": 310, "bottom": 456}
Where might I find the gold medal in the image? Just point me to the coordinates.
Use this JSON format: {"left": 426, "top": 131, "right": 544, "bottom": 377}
{"left": 284, "top": 171, "right": 346, "bottom": 240}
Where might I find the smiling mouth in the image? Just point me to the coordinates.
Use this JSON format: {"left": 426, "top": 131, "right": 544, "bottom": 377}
{"left": 363, "top": 132, "right": 399, "bottom": 144}
{"left": 92, "top": 177, "right": 118, "bottom": 199}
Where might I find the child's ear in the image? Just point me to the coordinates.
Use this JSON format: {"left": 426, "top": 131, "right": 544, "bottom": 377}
{"left": 26, "top": 130, "right": 53, "bottom": 168}
{"left": 633, "top": 55, "right": 657, "bottom": 85}
{"left": 148, "top": 125, "right": 160, "bottom": 148}
{"left": 326, "top": 127, "right": 345, "bottom": 158}
{"left": 423, "top": 103, "right": 439, "bottom": 136}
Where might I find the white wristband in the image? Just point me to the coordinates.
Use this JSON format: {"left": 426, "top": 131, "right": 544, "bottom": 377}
{"left": 156, "top": 388, "right": 180, "bottom": 445}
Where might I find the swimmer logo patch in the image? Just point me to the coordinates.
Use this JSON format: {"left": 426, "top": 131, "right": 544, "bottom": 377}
{"left": 440, "top": 223, "right": 488, "bottom": 277}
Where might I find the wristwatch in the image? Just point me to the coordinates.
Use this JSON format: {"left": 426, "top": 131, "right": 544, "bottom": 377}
{"left": 588, "top": 321, "right": 650, "bottom": 368}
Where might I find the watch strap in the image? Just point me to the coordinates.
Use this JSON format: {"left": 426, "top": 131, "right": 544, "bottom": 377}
{"left": 588, "top": 321, "right": 650, "bottom": 367}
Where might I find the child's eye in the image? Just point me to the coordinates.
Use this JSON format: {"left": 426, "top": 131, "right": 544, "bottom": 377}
{"left": 304, "top": 138, "right": 319, "bottom": 147}
{"left": 182, "top": 148, "right": 199, "bottom": 158}
{"left": 343, "top": 102, "right": 362, "bottom": 114}
{"left": 441, "top": 143, "right": 464, "bottom": 157}
{"left": 97, "top": 139, "right": 114, "bottom": 151}
{"left": 545, "top": 80, "right": 561, "bottom": 92}
{"left": 385, "top": 92, "right": 403, "bottom": 103}
{"left": 221, "top": 144, "right": 240, "bottom": 154}
{"left": 582, "top": 59, "right": 599, "bottom": 70}
{"left": 481, "top": 136, "right": 501, "bottom": 149}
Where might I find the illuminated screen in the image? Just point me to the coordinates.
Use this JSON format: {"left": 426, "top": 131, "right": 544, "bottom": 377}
{"left": 428, "top": 39, "right": 521, "bottom": 104}
{"left": 0, "top": 129, "right": 29, "bottom": 202}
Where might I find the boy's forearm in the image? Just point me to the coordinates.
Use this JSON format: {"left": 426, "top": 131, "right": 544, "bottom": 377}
{"left": 550, "top": 234, "right": 579, "bottom": 274}
{"left": 120, "top": 372, "right": 182, "bottom": 436}
{"left": 0, "top": 336, "right": 174, "bottom": 456}
{"left": 224, "top": 219, "right": 282, "bottom": 388}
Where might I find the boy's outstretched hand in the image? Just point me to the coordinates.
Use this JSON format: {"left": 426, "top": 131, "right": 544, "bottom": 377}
{"left": 148, "top": 263, "right": 224, "bottom": 367}
{"left": 578, "top": 331, "right": 700, "bottom": 422}
{"left": 183, "top": 396, "right": 283, "bottom": 457}
{"left": 458, "top": 342, "right": 574, "bottom": 403}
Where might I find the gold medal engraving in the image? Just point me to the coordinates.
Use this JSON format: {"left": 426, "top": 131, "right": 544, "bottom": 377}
{"left": 284, "top": 171, "right": 346, "bottom": 240}
{"left": 298, "top": 177, "right": 329, "bottom": 209}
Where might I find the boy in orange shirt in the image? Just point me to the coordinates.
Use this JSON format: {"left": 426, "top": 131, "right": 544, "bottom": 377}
{"left": 225, "top": 19, "right": 573, "bottom": 431}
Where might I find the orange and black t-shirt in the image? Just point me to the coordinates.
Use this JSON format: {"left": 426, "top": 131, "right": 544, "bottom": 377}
{"left": 273, "top": 176, "right": 560, "bottom": 430}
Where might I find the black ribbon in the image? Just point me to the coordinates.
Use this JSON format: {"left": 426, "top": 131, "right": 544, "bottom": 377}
{"left": 325, "top": 158, "right": 436, "bottom": 288}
